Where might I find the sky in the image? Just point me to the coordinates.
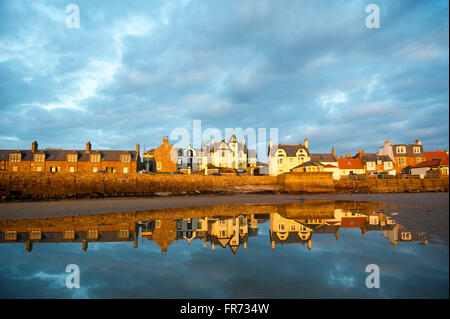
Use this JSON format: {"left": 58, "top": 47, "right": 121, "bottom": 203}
{"left": 0, "top": 0, "right": 448, "bottom": 163}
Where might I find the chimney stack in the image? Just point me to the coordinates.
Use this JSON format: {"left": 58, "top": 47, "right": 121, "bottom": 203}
{"left": 415, "top": 139, "right": 422, "bottom": 145}
{"left": 31, "top": 141, "right": 38, "bottom": 153}
{"left": 136, "top": 143, "right": 140, "bottom": 155}
{"left": 242, "top": 137, "right": 246, "bottom": 146}
{"left": 303, "top": 138, "right": 308, "bottom": 149}
{"left": 331, "top": 147, "right": 336, "bottom": 157}
{"left": 86, "top": 141, "right": 91, "bottom": 153}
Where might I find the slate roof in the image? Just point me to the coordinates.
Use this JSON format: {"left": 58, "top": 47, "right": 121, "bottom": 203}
{"left": 269, "top": 230, "right": 312, "bottom": 244}
{"left": 0, "top": 149, "right": 138, "bottom": 162}
{"left": 359, "top": 153, "right": 393, "bottom": 163}
{"left": 392, "top": 144, "right": 424, "bottom": 157}
{"left": 268, "top": 144, "right": 309, "bottom": 157}
{"left": 310, "top": 153, "right": 337, "bottom": 162}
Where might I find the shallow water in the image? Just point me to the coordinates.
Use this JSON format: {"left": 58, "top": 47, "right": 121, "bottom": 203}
{"left": 0, "top": 200, "right": 448, "bottom": 298}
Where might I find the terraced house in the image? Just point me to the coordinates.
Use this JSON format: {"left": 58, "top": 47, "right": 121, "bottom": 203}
{"left": 268, "top": 138, "right": 311, "bottom": 176}
{"left": 378, "top": 140, "right": 425, "bottom": 174}
{"left": 0, "top": 141, "right": 141, "bottom": 173}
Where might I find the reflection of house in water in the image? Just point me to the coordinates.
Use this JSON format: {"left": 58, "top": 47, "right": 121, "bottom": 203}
{"left": 0, "top": 222, "right": 139, "bottom": 253}
{"left": 139, "top": 219, "right": 177, "bottom": 255}
{"left": 0, "top": 204, "right": 428, "bottom": 254}
{"left": 383, "top": 223, "right": 428, "bottom": 246}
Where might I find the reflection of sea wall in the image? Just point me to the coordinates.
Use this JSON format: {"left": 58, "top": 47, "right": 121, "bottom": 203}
{"left": 0, "top": 200, "right": 426, "bottom": 253}
{"left": 1, "top": 172, "right": 447, "bottom": 201}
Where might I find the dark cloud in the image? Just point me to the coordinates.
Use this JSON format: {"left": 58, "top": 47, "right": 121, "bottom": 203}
{"left": 0, "top": 0, "right": 448, "bottom": 161}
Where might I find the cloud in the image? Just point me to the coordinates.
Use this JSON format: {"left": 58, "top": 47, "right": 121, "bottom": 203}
{"left": 0, "top": 0, "right": 448, "bottom": 159}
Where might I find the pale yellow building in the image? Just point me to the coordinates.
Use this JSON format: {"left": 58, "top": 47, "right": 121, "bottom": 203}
{"left": 268, "top": 138, "right": 311, "bottom": 176}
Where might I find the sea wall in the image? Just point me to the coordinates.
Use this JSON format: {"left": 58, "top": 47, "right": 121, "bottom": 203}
{"left": 0, "top": 172, "right": 448, "bottom": 201}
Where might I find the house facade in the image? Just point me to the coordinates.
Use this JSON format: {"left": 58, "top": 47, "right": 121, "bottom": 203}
{"left": 378, "top": 140, "right": 425, "bottom": 173}
{"left": 337, "top": 158, "right": 365, "bottom": 177}
{"left": 268, "top": 138, "right": 311, "bottom": 176}
{"left": 175, "top": 144, "right": 208, "bottom": 172}
{"left": 208, "top": 135, "right": 254, "bottom": 169}
{"left": 355, "top": 151, "right": 395, "bottom": 175}
{"left": 143, "top": 137, "right": 177, "bottom": 173}
{"left": 0, "top": 141, "right": 140, "bottom": 174}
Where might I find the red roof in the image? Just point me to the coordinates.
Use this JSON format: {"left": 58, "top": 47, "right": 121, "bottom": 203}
{"left": 411, "top": 159, "right": 442, "bottom": 168}
{"left": 338, "top": 158, "right": 364, "bottom": 169}
{"left": 425, "top": 151, "right": 448, "bottom": 161}
{"left": 341, "top": 217, "right": 366, "bottom": 228}
{"left": 324, "top": 164, "right": 337, "bottom": 168}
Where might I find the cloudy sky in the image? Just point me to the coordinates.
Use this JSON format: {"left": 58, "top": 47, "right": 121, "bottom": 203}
{"left": 0, "top": 0, "right": 448, "bottom": 162}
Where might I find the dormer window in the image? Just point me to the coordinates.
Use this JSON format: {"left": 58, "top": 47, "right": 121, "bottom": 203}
{"left": 34, "top": 154, "right": 45, "bottom": 162}
{"left": 120, "top": 154, "right": 131, "bottom": 163}
{"left": 413, "top": 147, "right": 421, "bottom": 154}
{"left": 67, "top": 154, "right": 77, "bottom": 162}
{"left": 9, "top": 153, "right": 21, "bottom": 162}
{"left": 90, "top": 154, "right": 101, "bottom": 163}
{"left": 396, "top": 146, "right": 406, "bottom": 154}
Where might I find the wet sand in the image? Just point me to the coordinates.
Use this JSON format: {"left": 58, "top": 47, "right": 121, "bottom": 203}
{"left": 0, "top": 192, "right": 448, "bottom": 243}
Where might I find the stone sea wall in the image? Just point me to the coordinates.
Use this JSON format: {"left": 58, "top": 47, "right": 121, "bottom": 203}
{"left": 0, "top": 172, "right": 448, "bottom": 201}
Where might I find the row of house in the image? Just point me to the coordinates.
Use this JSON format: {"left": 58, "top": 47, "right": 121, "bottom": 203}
{"left": 0, "top": 209, "right": 427, "bottom": 253}
{"left": 267, "top": 138, "right": 449, "bottom": 178}
{"left": 142, "top": 135, "right": 257, "bottom": 173}
{"left": 0, "top": 138, "right": 448, "bottom": 177}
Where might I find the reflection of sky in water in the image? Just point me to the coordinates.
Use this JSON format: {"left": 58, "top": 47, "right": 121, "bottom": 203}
{"left": 0, "top": 226, "right": 448, "bottom": 298}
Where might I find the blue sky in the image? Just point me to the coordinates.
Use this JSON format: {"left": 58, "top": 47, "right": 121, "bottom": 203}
{"left": 0, "top": 0, "right": 448, "bottom": 162}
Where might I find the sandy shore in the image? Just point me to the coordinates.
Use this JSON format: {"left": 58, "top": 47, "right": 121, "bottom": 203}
{"left": 0, "top": 192, "right": 448, "bottom": 243}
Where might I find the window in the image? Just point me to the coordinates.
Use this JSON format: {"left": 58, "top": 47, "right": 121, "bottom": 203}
{"left": 92, "top": 167, "right": 98, "bottom": 172}
{"left": 5, "top": 230, "right": 17, "bottom": 240}
{"left": 118, "top": 230, "right": 129, "bottom": 239}
{"left": 156, "top": 220, "right": 161, "bottom": 228}
{"left": 398, "top": 158, "right": 405, "bottom": 165}
{"left": 416, "top": 157, "right": 422, "bottom": 163}
{"left": 87, "top": 230, "right": 98, "bottom": 239}
{"left": 396, "top": 146, "right": 406, "bottom": 154}
{"left": 413, "top": 147, "right": 421, "bottom": 154}
{"left": 69, "top": 167, "right": 75, "bottom": 173}
{"left": 401, "top": 232, "right": 412, "bottom": 240}
{"left": 277, "top": 158, "right": 284, "bottom": 164}
{"left": 198, "top": 158, "right": 202, "bottom": 165}
{"left": 34, "top": 154, "right": 45, "bottom": 162}
{"left": 178, "top": 149, "right": 183, "bottom": 156}
{"left": 384, "top": 162, "right": 392, "bottom": 169}
{"left": 123, "top": 167, "right": 129, "bottom": 174}
{"left": 279, "top": 223, "right": 285, "bottom": 231}
{"left": 221, "top": 230, "right": 226, "bottom": 237}
{"left": 67, "top": 154, "right": 77, "bottom": 162}
{"left": 177, "top": 158, "right": 182, "bottom": 165}
{"left": 377, "top": 160, "right": 382, "bottom": 165}
{"left": 120, "top": 155, "right": 131, "bottom": 163}
{"left": 64, "top": 230, "right": 75, "bottom": 239}
{"left": 9, "top": 153, "right": 21, "bottom": 162}
{"left": 157, "top": 162, "right": 162, "bottom": 170}
{"left": 12, "top": 166, "right": 17, "bottom": 171}
{"left": 36, "top": 166, "right": 42, "bottom": 172}
{"left": 90, "top": 154, "right": 101, "bottom": 163}
{"left": 29, "top": 230, "right": 41, "bottom": 240}
{"left": 290, "top": 225, "right": 296, "bottom": 231}
{"left": 367, "top": 162, "right": 376, "bottom": 170}
{"left": 289, "top": 158, "right": 294, "bottom": 163}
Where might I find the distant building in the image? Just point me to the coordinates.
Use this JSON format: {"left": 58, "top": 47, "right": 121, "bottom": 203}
{"left": 0, "top": 141, "right": 141, "bottom": 174}
{"left": 410, "top": 159, "right": 445, "bottom": 177}
{"left": 337, "top": 158, "right": 365, "bottom": 177}
{"left": 378, "top": 140, "right": 425, "bottom": 174}
{"left": 175, "top": 144, "right": 208, "bottom": 172}
{"left": 268, "top": 138, "right": 311, "bottom": 176}
{"left": 355, "top": 151, "right": 395, "bottom": 175}
{"left": 424, "top": 150, "right": 449, "bottom": 176}
{"left": 143, "top": 137, "right": 177, "bottom": 173}
{"left": 310, "top": 149, "right": 339, "bottom": 179}
{"left": 208, "top": 135, "right": 254, "bottom": 169}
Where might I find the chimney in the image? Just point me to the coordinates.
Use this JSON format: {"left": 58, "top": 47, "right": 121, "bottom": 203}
{"left": 303, "top": 138, "right": 308, "bottom": 149}
{"left": 203, "top": 139, "right": 206, "bottom": 150}
{"left": 357, "top": 150, "right": 365, "bottom": 157}
{"left": 269, "top": 139, "right": 273, "bottom": 149}
{"left": 242, "top": 137, "right": 246, "bottom": 146}
{"left": 86, "top": 141, "right": 91, "bottom": 153}
{"left": 31, "top": 141, "right": 38, "bottom": 153}
{"left": 345, "top": 153, "right": 351, "bottom": 159}
{"left": 415, "top": 139, "right": 422, "bottom": 145}
{"left": 384, "top": 140, "right": 391, "bottom": 146}
{"left": 136, "top": 143, "right": 140, "bottom": 155}
{"left": 331, "top": 147, "right": 335, "bottom": 157}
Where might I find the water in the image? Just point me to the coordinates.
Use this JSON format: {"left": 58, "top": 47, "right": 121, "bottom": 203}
{"left": 0, "top": 200, "right": 448, "bottom": 298}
